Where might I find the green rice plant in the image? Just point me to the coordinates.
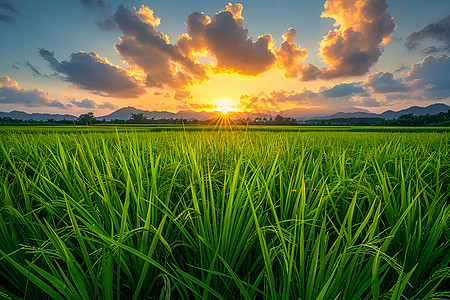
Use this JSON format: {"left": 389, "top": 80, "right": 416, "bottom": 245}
{"left": 0, "top": 128, "right": 449, "bottom": 299}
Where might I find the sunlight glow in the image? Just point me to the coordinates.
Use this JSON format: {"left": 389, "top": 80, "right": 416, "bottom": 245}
{"left": 215, "top": 98, "right": 239, "bottom": 115}
{"left": 208, "top": 98, "right": 241, "bottom": 131}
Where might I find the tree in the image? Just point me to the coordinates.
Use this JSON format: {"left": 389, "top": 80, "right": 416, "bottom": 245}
{"left": 77, "top": 112, "right": 95, "bottom": 125}
{"left": 128, "top": 113, "right": 148, "bottom": 124}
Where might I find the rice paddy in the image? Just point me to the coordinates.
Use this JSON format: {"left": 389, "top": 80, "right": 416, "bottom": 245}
{"left": 0, "top": 126, "right": 449, "bottom": 299}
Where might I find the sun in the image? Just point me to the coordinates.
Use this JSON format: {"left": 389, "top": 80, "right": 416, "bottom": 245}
{"left": 215, "top": 98, "right": 238, "bottom": 115}
{"left": 218, "top": 104, "right": 231, "bottom": 115}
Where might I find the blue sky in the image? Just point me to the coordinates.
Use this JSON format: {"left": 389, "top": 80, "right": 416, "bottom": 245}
{"left": 0, "top": 0, "right": 449, "bottom": 116}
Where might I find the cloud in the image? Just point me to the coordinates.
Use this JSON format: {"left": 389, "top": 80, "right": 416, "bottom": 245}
{"left": 384, "top": 93, "right": 412, "bottom": 100}
{"left": 69, "top": 97, "right": 117, "bottom": 110}
{"left": 39, "top": 48, "right": 145, "bottom": 98}
{"left": 9, "top": 63, "right": 19, "bottom": 70}
{"left": 25, "top": 61, "right": 49, "bottom": 78}
{"left": 243, "top": 87, "right": 374, "bottom": 113}
{"left": 176, "top": 104, "right": 190, "bottom": 110}
{"left": 113, "top": 5, "right": 208, "bottom": 91}
{"left": 132, "top": 5, "right": 160, "bottom": 26}
{"left": 405, "top": 15, "right": 450, "bottom": 53}
{"left": 0, "top": 0, "right": 22, "bottom": 24}
{"left": 364, "top": 72, "right": 410, "bottom": 93}
{"left": 9, "top": 60, "right": 50, "bottom": 77}
{"left": 0, "top": 76, "right": 67, "bottom": 108}
{"left": 405, "top": 54, "right": 450, "bottom": 100}
{"left": 301, "top": 63, "right": 322, "bottom": 81}
{"left": 153, "top": 91, "right": 163, "bottom": 96}
{"left": 321, "top": 82, "right": 365, "bottom": 98}
{"left": 273, "top": 27, "right": 308, "bottom": 78}
{"left": 70, "top": 98, "right": 97, "bottom": 108}
{"left": 269, "top": 89, "right": 318, "bottom": 103}
{"left": 394, "top": 66, "right": 408, "bottom": 73}
{"left": 80, "top": 0, "right": 106, "bottom": 10}
{"left": 306, "top": 0, "right": 396, "bottom": 80}
{"left": 97, "top": 102, "right": 116, "bottom": 109}
{"left": 96, "top": 18, "right": 116, "bottom": 31}
{"left": 79, "top": 0, "right": 117, "bottom": 31}
{"left": 182, "top": 3, "right": 276, "bottom": 75}
{"left": 189, "top": 103, "right": 217, "bottom": 110}
{"left": 174, "top": 90, "right": 192, "bottom": 100}
{"left": 350, "top": 95, "right": 381, "bottom": 107}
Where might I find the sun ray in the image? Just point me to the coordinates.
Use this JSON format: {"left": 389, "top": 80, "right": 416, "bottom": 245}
{"left": 210, "top": 97, "right": 241, "bottom": 131}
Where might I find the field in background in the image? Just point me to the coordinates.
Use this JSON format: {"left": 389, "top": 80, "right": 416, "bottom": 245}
{"left": 1, "top": 124, "right": 450, "bottom": 133}
{"left": 0, "top": 126, "right": 449, "bottom": 299}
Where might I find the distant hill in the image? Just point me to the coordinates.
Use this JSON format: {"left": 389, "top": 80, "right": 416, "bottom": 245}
{"left": 313, "top": 103, "right": 450, "bottom": 120}
{"left": 379, "top": 103, "right": 450, "bottom": 119}
{"left": 285, "top": 107, "right": 370, "bottom": 120}
{"left": 176, "top": 110, "right": 217, "bottom": 120}
{"left": 98, "top": 107, "right": 178, "bottom": 121}
{"left": 313, "top": 111, "right": 378, "bottom": 119}
{"left": 1, "top": 103, "right": 449, "bottom": 122}
{"left": 98, "top": 107, "right": 221, "bottom": 121}
{"left": 0, "top": 110, "right": 77, "bottom": 121}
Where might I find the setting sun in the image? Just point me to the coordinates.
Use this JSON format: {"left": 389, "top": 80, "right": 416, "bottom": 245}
{"left": 217, "top": 104, "right": 231, "bottom": 115}
{"left": 215, "top": 98, "right": 239, "bottom": 115}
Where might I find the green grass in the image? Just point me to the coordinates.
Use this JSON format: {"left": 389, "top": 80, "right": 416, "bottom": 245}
{"left": 0, "top": 126, "right": 449, "bottom": 299}
{"left": 0, "top": 124, "right": 449, "bottom": 134}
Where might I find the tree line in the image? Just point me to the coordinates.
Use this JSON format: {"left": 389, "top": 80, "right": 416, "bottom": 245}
{"left": 1, "top": 110, "right": 449, "bottom": 126}
{"left": 377, "top": 111, "right": 450, "bottom": 126}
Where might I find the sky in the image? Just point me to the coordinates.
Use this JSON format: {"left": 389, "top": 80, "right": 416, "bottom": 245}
{"left": 0, "top": 0, "right": 449, "bottom": 117}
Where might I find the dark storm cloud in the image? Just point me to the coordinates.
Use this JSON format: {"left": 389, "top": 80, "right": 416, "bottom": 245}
{"left": 321, "top": 82, "right": 365, "bottom": 98}
{"left": 39, "top": 48, "right": 145, "bottom": 98}
{"left": 405, "top": 15, "right": 450, "bottom": 53}
{"left": 364, "top": 72, "right": 410, "bottom": 93}
{"left": 0, "top": 76, "right": 67, "bottom": 108}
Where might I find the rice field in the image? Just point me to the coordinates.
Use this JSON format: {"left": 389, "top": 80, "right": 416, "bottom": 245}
{"left": 0, "top": 126, "right": 449, "bottom": 299}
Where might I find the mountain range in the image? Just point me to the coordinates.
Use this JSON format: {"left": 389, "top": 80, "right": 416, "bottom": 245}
{"left": 1, "top": 103, "right": 449, "bottom": 122}
{"left": 0, "top": 111, "right": 78, "bottom": 122}
{"left": 311, "top": 103, "right": 450, "bottom": 120}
